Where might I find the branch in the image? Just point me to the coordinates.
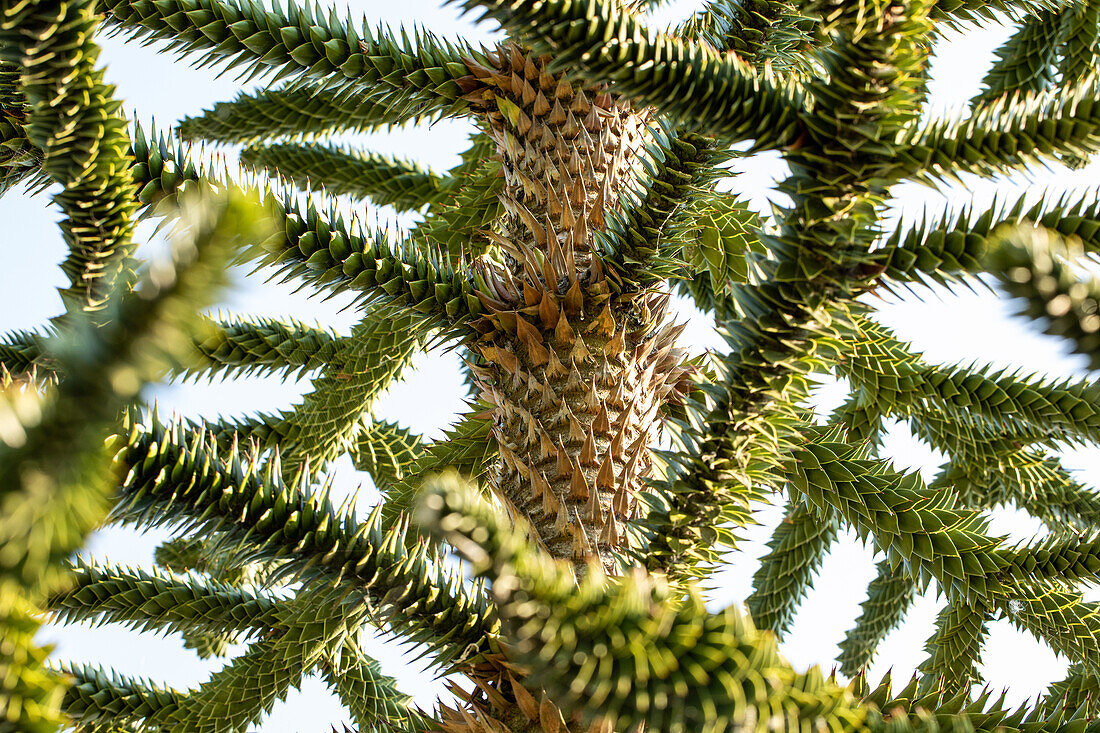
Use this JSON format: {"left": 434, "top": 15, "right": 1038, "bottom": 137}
{"left": 3, "top": 315, "right": 343, "bottom": 384}
{"left": 48, "top": 559, "right": 282, "bottom": 640}
{"left": 240, "top": 142, "right": 446, "bottom": 211}
{"left": 319, "top": 635, "right": 432, "bottom": 732}
{"left": 0, "top": 329, "right": 45, "bottom": 377}
{"left": 1, "top": 62, "right": 44, "bottom": 197}
{"left": 1058, "top": 2, "right": 1100, "bottom": 85}
{"left": 745, "top": 500, "right": 839, "bottom": 637}
{"left": 102, "top": 0, "right": 481, "bottom": 110}
{"left": 351, "top": 419, "right": 425, "bottom": 493}
{"left": 790, "top": 427, "right": 1004, "bottom": 600}
{"left": 416, "top": 474, "right": 868, "bottom": 733}
{"left": 915, "top": 430, "right": 1100, "bottom": 534}
{"left": 904, "top": 77, "right": 1100, "bottom": 184}
{"left": 178, "top": 82, "right": 423, "bottom": 145}
{"left": 791, "top": 426, "right": 1100, "bottom": 672}
{"left": 411, "top": 134, "right": 503, "bottom": 260}
{"left": 997, "top": 532, "right": 1100, "bottom": 587}
{"left": 986, "top": 222, "right": 1100, "bottom": 370}
{"left": 971, "top": 9, "right": 1063, "bottom": 105}
{"left": 0, "top": 185, "right": 262, "bottom": 730}
{"left": 877, "top": 187, "right": 1100, "bottom": 288}
{"left": 61, "top": 663, "right": 177, "bottom": 731}
{"left": 58, "top": 585, "right": 408, "bottom": 732}
{"left": 929, "top": 0, "right": 1073, "bottom": 30}
{"left": 131, "top": 126, "right": 485, "bottom": 325}
{"left": 209, "top": 302, "right": 429, "bottom": 480}
{"left": 248, "top": 193, "right": 482, "bottom": 327}
{"left": 837, "top": 559, "right": 916, "bottom": 676}
{"left": 110, "top": 416, "right": 499, "bottom": 667}
{"left": 1, "top": 0, "right": 139, "bottom": 315}
{"left": 1003, "top": 583, "right": 1100, "bottom": 672}
{"left": 917, "top": 599, "right": 991, "bottom": 696}
{"left": 455, "top": 0, "right": 806, "bottom": 148}
{"left": 596, "top": 130, "right": 735, "bottom": 291}
{"left": 1, "top": 186, "right": 259, "bottom": 597}
{"left": 418, "top": 473, "right": 1099, "bottom": 731}
{"left": 379, "top": 401, "right": 495, "bottom": 531}
{"left": 638, "top": 0, "right": 935, "bottom": 582}
{"left": 842, "top": 314, "right": 1100, "bottom": 449}
{"left": 180, "top": 315, "right": 342, "bottom": 382}
{"left": 676, "top": 0, "right": 817, "bottom": 75}
{"left": 1039, "top": 665, "right": 1100, "bottom": 718}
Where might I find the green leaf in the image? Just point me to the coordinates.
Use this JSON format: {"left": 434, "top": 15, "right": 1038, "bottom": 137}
{"left": 1, "top": 0, "right": 139, "bottom": 317}
{"left": 49, "top": 559, "right": 283, "bottom": 641}
{"left": 351, "top": 419, "right": 425, "bottom": 494}
{"left": 904, "top": 76, "right": 1100, "bottom": 185}
{"left": 971, "top": 9, "right": 1065, "bottom": 105}
{"left": 416, "top": 473, "right": 868, "bottom": 733}
{"left": 679, "top": 191, "right": 763, "bottom": 292}
{"left": 918, "top": 599, "right": 991, "bottom": 696}
{"left": 677, "top": 0, "right": 818, "bottom": 75}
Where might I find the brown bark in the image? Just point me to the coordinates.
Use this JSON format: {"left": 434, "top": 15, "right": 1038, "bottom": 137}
{"left": 435, "top": 44, "right": 688, "bottom": 733}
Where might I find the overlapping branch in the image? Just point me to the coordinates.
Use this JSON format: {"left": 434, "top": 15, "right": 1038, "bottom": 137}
{"left": 904, "top": 76, "right": 1100, "bottom": 184}
{"left": 110, "top": 416, "right": 499, "bottom": 666}
{"left": 102, "top": 0, "right": 481, "bottom": 112}
{"left": 209, "top": 302, "right": 429, "bottom": 479}
{"left": 455, "top": 0, "right": 807, "bottom": 148}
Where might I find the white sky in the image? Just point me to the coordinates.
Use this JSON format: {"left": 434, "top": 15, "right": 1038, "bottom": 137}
{"left": 4, "top": 2, "right": 1100, "bottom": 730}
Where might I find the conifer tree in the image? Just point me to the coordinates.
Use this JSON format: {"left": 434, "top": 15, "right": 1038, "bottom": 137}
{"left": 4, "top": 0, "right": 1100, "bottom": 730}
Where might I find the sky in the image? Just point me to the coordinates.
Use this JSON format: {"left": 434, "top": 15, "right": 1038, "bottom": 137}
{"left": 4, "top": 1, "right": 1100, "bottom": 730}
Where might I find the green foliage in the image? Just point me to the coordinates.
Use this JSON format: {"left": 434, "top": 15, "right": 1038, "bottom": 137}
{"left": 178, "top": 83, "right": 423, "bottom": 144}
{"left": 50, "top": 559, "right": 283, "bottom": 641}
{"left": 7, "top": 0, "right": 1100, "bottom": 729}
{"left": 1, "top": 0, "right": 139, "bottom": 316}
{"left": 0, "top": 179, "right": 269, "bottom": 729}
{"left": 677, "top": 0, "right": 817, "bottom": 74}
{"left": 906, "top": 76, "right": 1100, "bottom": 184}
{"left": 377, "top": 402, "right": 495, "bottom": 530}
{"left": 210, "top": 302, "right": 428, "bottom": 479}
{"left": 973, "top": 9, "right": 1064, "bottom": 104}
{"left": 745, "top": 501, "right": 839, "bottom": 637}
{"left": 102, "top": 0, "right": 481, "bottom": 105}
{"left": 838, "top": 560, "right": 916, "bottom": 676}
{"left": 418, "top": 473, "right": 868, "bottom": 733}
{"left": 459, "top": 0, "right": 806, "bottom": 147}
{"left": 598, "top": 130, "right": 736, "bottom": 291}
{"left": 111, "top": 416, "right": 500, "bottom": 665}
{"left": 988, "top": 223, "right": 1100, "bottom": 369}
{"left": 183, "top": 315, "right": 342, "bottom": 381}
{"left": 0, "top": 63, "right": 44, "bottom": 197}
{"left": 918, "top": 599, "right": 990, "bottom": 696}
{"left": 240, "top": 143, "right": 445, "bottom": 211}
{"left": 352, "top": 419, "right": 426, "bottom": 492}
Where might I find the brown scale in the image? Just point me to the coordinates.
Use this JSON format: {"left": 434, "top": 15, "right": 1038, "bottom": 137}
{"left": 435, "top": 45, "right": 693, "bottom": 733}
{"left": 457, "top": 44, "right": 693, "bottom": 570}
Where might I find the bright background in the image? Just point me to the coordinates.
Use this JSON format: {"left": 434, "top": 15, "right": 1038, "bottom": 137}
{"left": 4, "top": 3, "right": 1100, "bottom": 729}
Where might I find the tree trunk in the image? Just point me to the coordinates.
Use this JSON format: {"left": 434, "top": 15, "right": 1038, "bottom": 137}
{"left": 435, "top": 43, "right": 689, "bottom": 733}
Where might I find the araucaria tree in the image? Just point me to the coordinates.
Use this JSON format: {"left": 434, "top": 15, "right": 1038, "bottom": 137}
{"left": 6, "top": 0, "right": 1100, "bottom": 729}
